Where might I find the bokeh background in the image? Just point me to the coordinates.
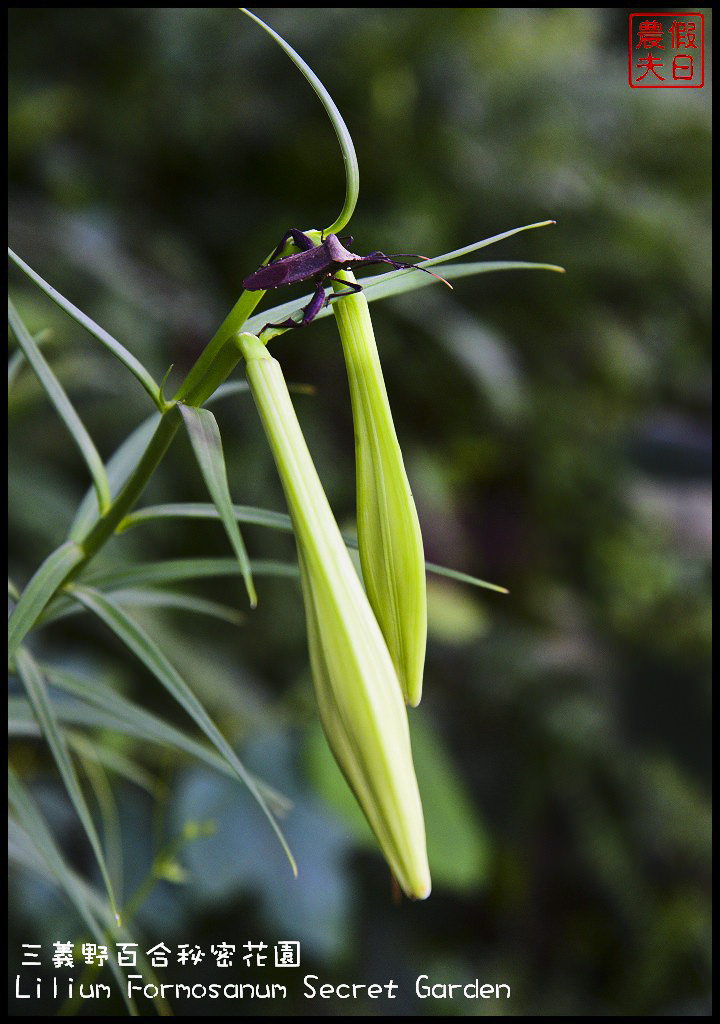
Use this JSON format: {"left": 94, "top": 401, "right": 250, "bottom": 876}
{"left": 9, "top": 8, "right": 711, "bottom": 1016}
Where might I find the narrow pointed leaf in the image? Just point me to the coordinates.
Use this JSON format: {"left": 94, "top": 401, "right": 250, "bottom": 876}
{"left": 8, "top": 766, "right": 104, "bottom": 933}
{"left": 175, "top": 0, "right": 361, "bottom": 406}
{"left": 8, "top": 540, "right": 84, "bottom": 658}
{"left": 82, "top": 557, "right": 299, "bottom": 591}
{"left": 8, "top": 327, "right": 52, "bottom": 393}
{"left": 243, "top": 221, "right": 560, "bottom": 334}
{"left": 351, "top": 258, "right": 565, "bottom": 303}
{"left": 66, "top": 585, "right": 296, "bottom": 874}
{"left": 178, "top": 403, "right": 256, "bottom": 607}
{"left": 14, "top": 648, "right": 120, "bottom": 915}
{"left": 8, "top": 768, "right": 160, "bottom": 1015}
{"left": 8, "top": 247, "right": 163, "bottom": 408}
{"left": 207, "top": 379, "right": 314, "bottom": 404}
{"left": 9, "top": 690, "right": 290, "bottom": 819}
{"left": 241, "top": 9, "right": 358, "bottom": 235}
{"left": 8, "top": 298, "right": 111, "bottom": 513}
{"left": 119, "top": 502, "right": 507, "bottom": 592}
{"left": 39, "top": 586, "right": 244, "bottom": 628}
{"left": 244, "top": 258, "right": 564, "bottom": 333}
{"left": 66, "top": 731, "right": 157, "bottom": 794}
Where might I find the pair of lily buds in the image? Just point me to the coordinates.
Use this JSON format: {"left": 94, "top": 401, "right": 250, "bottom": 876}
{"left": 236, "top": 265, "right": 431, "bottom": 900}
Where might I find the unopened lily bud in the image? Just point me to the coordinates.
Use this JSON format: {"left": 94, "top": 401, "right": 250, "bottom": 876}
{"left": 236, "top": 332, "right": 431, "bottom": 900}
{"left": 332, "top": 271, "right": 427, "bottom": 707}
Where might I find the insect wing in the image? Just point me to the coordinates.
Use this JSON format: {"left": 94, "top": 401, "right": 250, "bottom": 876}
{"left": 243, "top": 260, "right": 295, "bottom": 291}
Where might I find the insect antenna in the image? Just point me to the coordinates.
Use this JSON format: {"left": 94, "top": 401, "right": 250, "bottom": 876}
{"left": 389, "top": 255, "right": 453, "bottom": 290}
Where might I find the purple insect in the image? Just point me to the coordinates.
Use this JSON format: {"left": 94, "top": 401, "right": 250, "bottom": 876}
{"left": 243, "top": 228, "right": 451, "bottom": 333}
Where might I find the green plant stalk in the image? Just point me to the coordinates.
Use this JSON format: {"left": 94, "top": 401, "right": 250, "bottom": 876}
{"left": 236, "top": 331, "right": 431, "bottom": 899}
{"left": 174, "top": 289, "right": 262, "bottom": 403}
{"left": 44, "top": 314, "right": 248, "bottom": 566}
{"left": 78, "top": 317, "right": 252, "bottom": 566}
{"left": 332, "top": 270, "right": 427, "bottom": 706}
{"left": 76, "top": 406, "right": 183, "bottom": 560}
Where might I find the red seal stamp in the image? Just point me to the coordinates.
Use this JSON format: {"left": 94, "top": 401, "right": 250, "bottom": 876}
{"left": 629, "top": 13, "right": 705, "bottom": 88}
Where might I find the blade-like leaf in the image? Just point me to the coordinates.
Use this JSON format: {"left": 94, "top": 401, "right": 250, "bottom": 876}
{"left": 353, "top": 258, "right": 565, "bottom": 303}
{"left": 9, "top": 688, "right": 291, "bottom": 819}
{"left": 120, "top": 502, "right": 508, "bottom": 594}
{"left": 14, "top": 647, "right": 120, "bottom": 916}
{"left": 72, "top": 745, "right": 124, "bottom": 906}
{"left": 205, "top": 380, "right": 250, "bottom": 404}
{"left": 8, "top": 766, "right": 103, "bottom": 932}
{"left": 69, "top": 412, "right": 161, "bottom": 541}
{"left": 241, "top": 8, "right": 358, "bottom": 235}
{"left": 8, "top": 540, "right": 84, "bottom": 659}
{"left": 174, "top": 8, "right": 357, "bottom": 404}
{"left": 207, "top": 379, "right": 314, "bottom": 404}
{"left": 66, "top": 585, "right": 297, "bottom": 873}
{"left": 39, "top": 586, "right": 245, "bottom": 628}
{"left": 179, "top": 403, "right": 256, "bottom": 607}
{"left": 8, "top": 327, "right": 52, "bottom": 393}
{"left": 411, "top": 220, "right": 557, "bottom": 270}
{"left": 8, "top": 344, "right": 25, "bottom": 393}
{"left": 67, "top": 731, "right": 157, "bottom": 794}
{"left": 8, "top": 768, "right": 165, "bottom": 1015}
{"left": 83, "top": 557, "right": 299, "bottom": 590}
{"left": 8, "top": 298, "right": 111, "bottom": 513}
{"left": 121, "top": 501, "right": 289, "bottom": 532}
{"left": 8, "top": 247, "right": 163, "bottom": 408}
{"left": 243, "top": 222, "right": 561, "bottom": 334}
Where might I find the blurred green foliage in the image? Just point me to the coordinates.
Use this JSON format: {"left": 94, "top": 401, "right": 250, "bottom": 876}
{"left": 9, "top": 8, "right": 711, "bottom": 1016}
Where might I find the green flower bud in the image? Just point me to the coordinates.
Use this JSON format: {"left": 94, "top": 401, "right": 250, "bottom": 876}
{"left": 237, "top": 332, "right": 431, "bottom": 900}
{"left": 332, "top": 271, "right": 427, "bottom": 707}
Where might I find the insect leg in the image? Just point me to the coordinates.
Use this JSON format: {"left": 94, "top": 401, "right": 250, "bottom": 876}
{"left": 327, "top": 277, "right": 364, "bottom": 300}
{"left": 268, "top": 228, "right": 316, "bottom": 263}
{"left": 260, "top": 281, "right": 327, "bottom": 334}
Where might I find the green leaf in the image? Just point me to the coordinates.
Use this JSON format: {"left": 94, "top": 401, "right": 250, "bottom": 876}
{"left": 414, "top": 220, "right": 557, "bottom": 269}
{"left": 7, "top": 776, "right": 137, "bottom": 1015}
{"left": 175, "top": 6, "right": 358, "bottom": 404}
{"left": 207, "top": 379, "right": 314, "bottom": 404}
{"left": 353, "top": 258, "right": 565, "bottom": 304}
{"left": 82, "top": 557, "right": 299, "bottom": 590}
{"left": 14, "top": 647, "right": 120, "bottom": 916}
{"left": 243, "top": 221, "right": 561, "bottom": 334}
{"left": 8, "top": 247, "right": 163, "bottom": 408}
{"left": 66, "top": 585, "right": 297, "bottom": 874}
{"left": 66, "top": 731, "right": 157, "bottom": 794}
{"left": 69, "top": 412, "right": 161, "bottom": 541}
{"left": 7, "top": 344, "right": 26, "bottom": 393}
{"left": 8, "top": 298, "right": 111, "bottom": 514}
{"left": 8, "top": 539, "right": 85, "bottom": 659}
{"left": 119, "top": 502, "right": 508, "bottom": 594}
{"left": 241, "top": 8, "right": 358, "bottom": 235}
{"left": 8, "top": 768, "right": 168, "bottom": 1015}
{"left": 178, "top": 403, "right": 256, "bottom": 607}
{"left": 8, "top": 766, "right": 103, "bottom": 933}
{"left": 39, "top": 586, "right": 245, "bottom": 628}
{"left": 9, "top": 690, "right": 290, "bottom": 819}
{"left": 205, "top": 380, "right": 250, "bottom": 403}
{"left": 8, "top": 326, "right": 52, "bottom": 393}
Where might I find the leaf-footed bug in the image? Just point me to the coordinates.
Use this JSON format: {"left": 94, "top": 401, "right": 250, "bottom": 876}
{"left": 243, "top": 229, "right": 451, "bottom": 334}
